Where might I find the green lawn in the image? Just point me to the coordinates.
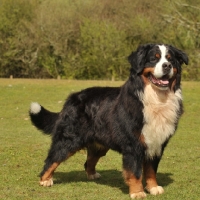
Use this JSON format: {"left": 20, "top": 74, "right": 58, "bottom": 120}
{"left": 0, "top": 79, "right": 199, "bottom": 200}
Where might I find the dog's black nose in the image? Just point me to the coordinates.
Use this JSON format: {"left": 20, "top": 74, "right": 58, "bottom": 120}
{"left": 162, "top": 62, "right": 172, "bottom": 74}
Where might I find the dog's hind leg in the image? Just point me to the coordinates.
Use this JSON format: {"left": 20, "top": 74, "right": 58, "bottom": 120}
{"left": 84, "top": 143, "right": 108, "bottom": 180}
{"left": 40, "top": 141, "right": 77, "bottom": 187}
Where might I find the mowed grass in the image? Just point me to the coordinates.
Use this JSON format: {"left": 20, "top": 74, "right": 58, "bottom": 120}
{"left": 0, "top": 79, "right": 199, "bottom": 200}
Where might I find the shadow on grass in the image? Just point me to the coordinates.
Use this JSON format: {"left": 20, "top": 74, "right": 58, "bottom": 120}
{"left": 54, "top": 170, "right": 173, "bottom": 194}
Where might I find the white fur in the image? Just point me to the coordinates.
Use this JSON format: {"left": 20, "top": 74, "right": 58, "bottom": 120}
{"left": 141, "top": 85, "right": 182, "bottom": 159}
{"left": 30, "top": 102, "right": 41, "bottom": 114}
{"left": 87, "top": 172, "right": 101, "bottom": 180}
{"left": 148, "top": 186, "right": 164, "bottom": 195}
{"left": 130, "top": 192, "right": 147, "bottom": 199}
{"left": 40, "top": 178, "right": 53, "bottom": 187}
{"left": 154, "top": 45, "right": 173, "bottom": 78}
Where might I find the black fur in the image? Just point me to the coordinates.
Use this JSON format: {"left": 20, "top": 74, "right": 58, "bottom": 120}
{"left": 29, "top": 43, "right": 188, "bottom": 197}
{"left": 30, "top": 106, "right": 59, "bottom": 134}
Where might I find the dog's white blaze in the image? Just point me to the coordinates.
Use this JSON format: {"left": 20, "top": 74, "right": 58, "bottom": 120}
{"left": 142, "top": 85, "right": 182, "bottom": 159}
{"left": 154, "top": 45, "right": 173, "bottom": 78}
{"left": 30, "top": 102, "right": 41, "bottom": 114}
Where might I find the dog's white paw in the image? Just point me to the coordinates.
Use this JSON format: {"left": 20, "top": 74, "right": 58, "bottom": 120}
{"left": 87, "top": 172, "right": 101, "bottom": 180}
{"left": 40, "top": 178, "right": 53, "bottom": 187}
{"left": 148, "top": 186, "right": 164, "bottom": 195}
{"left": 130, "top": 192, "right": 147, "bottom": 199}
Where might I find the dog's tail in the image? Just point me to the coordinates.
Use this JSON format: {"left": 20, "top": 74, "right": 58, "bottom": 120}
{"left": 29, "top": 102, "right": 59, "bottom": 135}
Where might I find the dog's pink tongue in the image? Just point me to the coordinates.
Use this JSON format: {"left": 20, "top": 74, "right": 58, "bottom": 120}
{"left": 160, "top": 79, "right": 169, "bottom": 85}
{"left": 152, "top": 76, "right": 169, "bottom": 85}
{"left": 151, "top": 75, "right": 169, "bottom": 85}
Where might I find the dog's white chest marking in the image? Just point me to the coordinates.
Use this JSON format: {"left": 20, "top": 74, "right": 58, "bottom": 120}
{"left": 141, "top": 85, "right": 182, "bottom": 159}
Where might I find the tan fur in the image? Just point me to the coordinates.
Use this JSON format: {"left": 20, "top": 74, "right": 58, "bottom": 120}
{"left": 143, "top": 162, "right": 158, "bottom": 190}
{"left": 40, "top": 162, "right": 60, "bottom": 186}
{"left": 123, "top": 170, "right": 144, "bottom": 194}
{"left": 85, "top": 156, "right": 100, "bottom": 177}
{"left": 141, "top": 84, "right": 182, "bottom": 159}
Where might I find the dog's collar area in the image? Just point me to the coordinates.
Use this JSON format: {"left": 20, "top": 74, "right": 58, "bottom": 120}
{"left": 148, "top": 73, "right": 169, "bottom": 89}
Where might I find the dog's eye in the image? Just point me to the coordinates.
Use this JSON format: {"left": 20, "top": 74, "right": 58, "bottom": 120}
{"left": 150, "top": 53, "right": 161, "bottom": 62}
{"left": 150, "top": 56, "right": 158, "bottom": 62}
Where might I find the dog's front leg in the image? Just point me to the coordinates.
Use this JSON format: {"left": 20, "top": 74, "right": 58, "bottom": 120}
{"left": 143, "top": 158, "right": 164, "bottom": 195}
{"left": 122, "top": 154, "right": 146, "bottom": 199}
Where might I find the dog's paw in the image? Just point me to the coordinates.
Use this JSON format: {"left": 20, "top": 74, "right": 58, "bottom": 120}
{"left": 147, "top": 186, "right": 164, "bottom": 195}
{"left": 87, "top": 172, "right": 101, "bottom": 180}
{"left": 40, "top": 178, "right": 53, "bottom": 187}
{"left": 130, "top": 192, "right": 147, "bottom": 199}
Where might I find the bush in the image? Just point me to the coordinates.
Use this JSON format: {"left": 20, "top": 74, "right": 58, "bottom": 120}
{"left": 0, "top": 0, "right": 199, "bottom": 80}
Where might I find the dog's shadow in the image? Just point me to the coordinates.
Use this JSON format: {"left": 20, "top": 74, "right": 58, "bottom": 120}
{"left": 54, "top": 170, "right": 174, "bottom": 194}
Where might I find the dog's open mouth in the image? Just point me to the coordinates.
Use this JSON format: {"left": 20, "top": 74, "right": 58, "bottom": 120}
{"left": 148, "top": 73, "right": 169, "bottom": 88}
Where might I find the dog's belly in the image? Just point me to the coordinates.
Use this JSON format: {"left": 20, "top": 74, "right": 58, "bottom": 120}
{"left": 141, "top": 85, "right": 182, "bottom": 159}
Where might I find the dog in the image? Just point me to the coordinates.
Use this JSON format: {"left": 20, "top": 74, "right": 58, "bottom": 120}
{"left": 29, "top": 44, "right": 188, "bottom": 199}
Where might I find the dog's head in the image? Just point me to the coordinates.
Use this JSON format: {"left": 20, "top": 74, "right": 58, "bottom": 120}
{"left": 128, "top": 44, "right": 188, "bottom": 91}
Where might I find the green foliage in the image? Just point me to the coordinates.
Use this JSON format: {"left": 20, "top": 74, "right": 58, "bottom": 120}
{"left": 0, "top": 0, "right": 199, "bottom": 80}
{"left": 74, "top": 19, "right": 130, "bottom": 80}
{"left": 0, "top": 0, "right": 40, "bottom": 77}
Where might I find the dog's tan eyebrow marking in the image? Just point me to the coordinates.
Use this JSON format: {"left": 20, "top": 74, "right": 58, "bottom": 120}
{"left": 166, "top": 54, "right": 171, "bottom": 59}
{"left": 155, "top": 53, "right": 161, "bottom": 59}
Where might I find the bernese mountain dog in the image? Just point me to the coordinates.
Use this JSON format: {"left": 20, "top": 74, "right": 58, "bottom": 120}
{"left": 29, "top": 44, "right": 188, "bottom": 199}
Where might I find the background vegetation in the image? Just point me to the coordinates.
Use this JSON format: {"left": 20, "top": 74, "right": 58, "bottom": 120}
{"left": 0, "top": 79, "right": 200, "bottom": 199}
{"left": 0, "top": 0, "right": 200, "bottom": 80}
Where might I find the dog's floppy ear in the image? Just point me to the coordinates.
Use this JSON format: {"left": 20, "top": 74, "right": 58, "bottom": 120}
{"left": 128, "top": 51, "right": 138, "bottom": 75}
{"left": 128, "top": 44, "right": 154, "bottom": 75}
{"left": 169, "top": 45, "right": 189, "bottom": 65}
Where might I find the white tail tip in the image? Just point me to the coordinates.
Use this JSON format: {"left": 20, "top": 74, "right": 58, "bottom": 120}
{"left": 30, "top": 102, "right": 41, "bottom": 114}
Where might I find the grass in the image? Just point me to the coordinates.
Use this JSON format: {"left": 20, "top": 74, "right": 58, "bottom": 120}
{"left": 0, "top": 79, "right": 199, "bottom": 200}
